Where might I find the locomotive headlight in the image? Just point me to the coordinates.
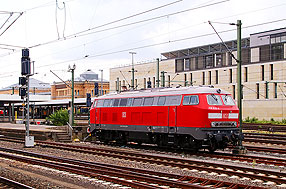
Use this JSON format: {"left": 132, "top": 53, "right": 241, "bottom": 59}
{"left": 211, "top": 122, "right": 217, "bottom": 127}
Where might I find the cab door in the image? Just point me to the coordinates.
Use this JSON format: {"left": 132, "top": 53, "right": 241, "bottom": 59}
{"left": 168, "top": 106, "right": 177, "bottom": 133}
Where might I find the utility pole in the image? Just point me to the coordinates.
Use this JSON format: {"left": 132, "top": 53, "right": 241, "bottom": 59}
{"left": 129, "top": 52, "right": 136, "bottom": 90}
{"left": 233, "top": 20, "right": 247, "bottom": 154}
{"left": 156, "top": 58, "right": 160, "bottom": 88}
{"left": 160, "top": 71, "right": 167, "bottom": 87}
{"left": 236, "top": 20, "right": 243, "bottom": 144}
{"left": 12, "top": 87, "right": 14, "bottom": 121}
{"left": 68, "top": 64, "right": 76, "bottom": 126}
{"left": 100, "top": 69, "right": 103, "bottom": 95}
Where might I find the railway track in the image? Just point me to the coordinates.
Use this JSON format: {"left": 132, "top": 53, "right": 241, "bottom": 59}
{"left": 1, "top": 137, "right": 285, "bottom": 186}
{"left": 244, "top": 132, "right": 286, "bottom": 145}
{"left": 0, "top": 146, "right": 262, "bottom": 189}
{"left": 243, "top": 123, "right": 286, "bottom": 132}
{"left": 0, "top": 175, "right": 33, "bottom": 189}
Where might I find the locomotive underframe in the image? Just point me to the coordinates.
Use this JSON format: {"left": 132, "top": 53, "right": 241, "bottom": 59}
{"left": 90, "top": 123, "right": 242, "bottom": 151}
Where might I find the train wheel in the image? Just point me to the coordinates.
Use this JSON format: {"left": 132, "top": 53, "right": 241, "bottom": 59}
{"left": 208, "top": 141, "right": 217, "bottom": 153}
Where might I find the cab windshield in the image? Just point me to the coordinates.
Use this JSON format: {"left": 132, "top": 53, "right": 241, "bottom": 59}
{"left": 207, "top": 94, "right": 223, "bottom": 105}
{"left": 221, "top": 95, "right": 235, "bottom": 105}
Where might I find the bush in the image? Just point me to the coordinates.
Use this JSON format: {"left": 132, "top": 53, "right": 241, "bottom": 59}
{"left": 47, "top": 109, "right": 69, "bottom": 126}
{"left": 250, "top": 117, "right": 258, "bottom": 123}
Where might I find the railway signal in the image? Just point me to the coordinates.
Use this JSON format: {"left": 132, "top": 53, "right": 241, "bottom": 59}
{"left": 20, "top": 48, "right": 34, "bottom": 148}
{"left": 86, "top": 93, "right": 91, "bottom": 107}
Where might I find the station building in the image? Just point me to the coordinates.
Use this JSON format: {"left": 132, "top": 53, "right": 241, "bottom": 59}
{"left": 110, "top": 27, "right": 286, "bottom": 121}
{"left": 51, "top": 69, "right": 109, "bottom": 100}
{"left": 0, "top": 78, "right": 51, "bottom": 96}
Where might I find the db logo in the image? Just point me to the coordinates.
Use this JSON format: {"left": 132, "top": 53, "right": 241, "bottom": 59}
{"left": 122, "top": 112, "right": 126, "bottom": 118}
{"left": 222, "top": 113, "right": 229, "bottom": 119}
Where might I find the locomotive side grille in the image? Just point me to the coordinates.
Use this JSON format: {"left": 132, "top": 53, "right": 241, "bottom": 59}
{"left": 211, "top": 121, "right": 237, "bottom": 127}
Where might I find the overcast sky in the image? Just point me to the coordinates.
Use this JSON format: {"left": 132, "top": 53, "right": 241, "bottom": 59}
{"left": 0, "top": 0, "right": 285, "bottom": 88}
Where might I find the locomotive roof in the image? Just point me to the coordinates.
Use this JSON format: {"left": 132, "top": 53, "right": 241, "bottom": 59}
{"left": 97, "top": 86, "right": 231, "bottom": 99}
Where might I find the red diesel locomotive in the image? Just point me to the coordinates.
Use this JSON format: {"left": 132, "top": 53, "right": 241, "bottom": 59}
{"left": 89, "top": 86, "right": 243, "bottom": 152}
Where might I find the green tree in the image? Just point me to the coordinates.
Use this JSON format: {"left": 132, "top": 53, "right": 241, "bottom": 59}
{"left": 47, "top": 109, "right": 69, "bottom": 126}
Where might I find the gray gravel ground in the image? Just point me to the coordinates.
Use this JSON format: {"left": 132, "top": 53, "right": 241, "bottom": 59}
{"left": 0, "top": 141, "right": 285, "bottom": 188}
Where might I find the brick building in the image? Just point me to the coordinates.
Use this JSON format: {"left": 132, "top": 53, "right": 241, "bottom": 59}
{"left": 110, "top": 27, "right": 286, "bottom": 121}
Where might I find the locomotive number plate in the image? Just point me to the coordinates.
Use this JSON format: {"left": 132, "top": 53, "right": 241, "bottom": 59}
{"left": 222, "top": 113, "right": 229, "bottom": 119}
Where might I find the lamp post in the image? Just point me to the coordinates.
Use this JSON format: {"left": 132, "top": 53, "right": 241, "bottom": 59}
{"left": 68, "top": 64, "right": 76, "bottom": 126}
{"left": 129, "top": 52, "right": 136, "bottom": 90}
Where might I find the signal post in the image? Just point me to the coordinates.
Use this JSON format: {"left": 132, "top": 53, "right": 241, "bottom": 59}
{"left": 19, "top": 48, "right": 34, "bottom": 148}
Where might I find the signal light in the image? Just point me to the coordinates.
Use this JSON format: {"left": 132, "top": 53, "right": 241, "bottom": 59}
{"left": 19, "top": 77, "right": 27, "bottom": 86}
{"left": 19, "top": 87, "right": 26, "bottom": 97}
{"left": 86, "top": 93, "right": 91, "bottom": 107}
{"left": 94, "top": 83, "right": 99, "bottom": 95}
{"left": 21, "top": 49, "right": 31, "bottom": 76}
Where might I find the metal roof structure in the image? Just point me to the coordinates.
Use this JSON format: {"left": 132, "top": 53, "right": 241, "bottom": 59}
{"left": 161, "top": 38, "right": 250, "bottom": 60}
{"left": 0, "top": 78, "right": 50, "bottom": 91}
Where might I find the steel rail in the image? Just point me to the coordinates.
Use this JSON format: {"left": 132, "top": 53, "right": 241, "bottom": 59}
{"left": 0, "top": 176, "right": 34, "bottom": 189}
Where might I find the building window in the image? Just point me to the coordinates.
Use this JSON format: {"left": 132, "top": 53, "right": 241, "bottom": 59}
{"left": 144, "top": 78, "right": 146, "bottom": 89}
{"left": 261, "top": 65, "right": 264, "bottom": 81}
{"left": 135, "top": 79, "right": 138, "bottom": 89}
{"left": 265, "top": 82, "right": 268, "bottom": 99}
{"left": 92, "top": 90, "right": 94, "bottom": 96}
{"left": 202, "top": 72, "right": 205, "bottom": 85}
{"left": 215, "top": 70, "right": 218, "bottom": 84}
{"left": 259, "top": 45, "right": 270, "bottom": 62}
{"left": 244, "top": 67, "right": 248, "bottom": 82}
{"left": 229, "top": 69, "right": 232, "bottom": 83}
{"left": 274, "top": 83, "right": 277, "bottom": 98}
{"left": 232, "top": 85, "right": 235, "bottom": 99}
{"left": 195, "top": 57, "right": 199, "bottom": 69}
{"left": 256, "top": 83, "right": 259, "bottom": 99}
{"left": 270, "top": 64, "right": 273, "bottom": 80}
{"left": 271, "top": 44, "right": 283, "bottom": 60}
{"left": 153, "top": 77, "right": 155, "bottom": 88}
{"left": 185, "top": 59, "right": 190, "bottom": 71}
{"left": 175, "top": 59, "right": 184, "bottom": 72}
{"left": 271, "top": 32, "right": 286, "bottom": 44}
{"left": 168, "top": 75, "right": 171, "bottom": 87}
{"left": 184, "top": 74, "right": 187, "bottom": 86}
{"left": 205, "top": 55, "right": 214, "bottom": 68}
{"left": 122, "top": 80, "right": 125, "bottom": 87}
{"left": 190, "top": 73, "right": 193, "bottom": 85}
{"left": 208, "top": 71, "right": 211, "bottom": 85}
{"left": 215, "top": 54, "right": 222, "bottom": 67}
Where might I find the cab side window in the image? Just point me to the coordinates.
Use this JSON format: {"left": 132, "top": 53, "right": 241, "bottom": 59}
{"left": 133, "top": 98, "right": 143, "bottom": 106}
{"left": 183, "top": 95, "right": 199, "bottom": 105}
{"left": 97, "top": 100, "right": 104, "bottom": 107}
{"left": 157, "top": 96, "right": 166, "bottom": 105}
